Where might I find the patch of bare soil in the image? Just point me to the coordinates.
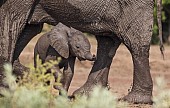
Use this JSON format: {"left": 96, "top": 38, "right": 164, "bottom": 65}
{"left": 20, "top": 34, "right": 170, "bottom": 108}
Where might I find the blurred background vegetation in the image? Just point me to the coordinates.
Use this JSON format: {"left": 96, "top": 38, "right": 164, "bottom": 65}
{"left": 152, "top": 0, "right": 170, "bottom": 45}
{"left": 42, "top": 0, "right": 170, "bottom": 45}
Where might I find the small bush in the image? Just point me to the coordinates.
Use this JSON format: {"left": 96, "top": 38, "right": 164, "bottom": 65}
{"left": 2, "top": 58, "right": 170, "bottom": 107}
{"left": 153, "top": 77, "right": 170, "bottom": 108}
{"left": 0, "top": 58, "right": 127, "bottom": 108}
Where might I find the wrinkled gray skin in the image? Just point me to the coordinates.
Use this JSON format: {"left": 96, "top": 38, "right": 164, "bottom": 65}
{"left": 34, "top": 23, "right": 95, "bottom": 92}
{"left": 0, "top": 0, "right": 163, "bottom": 104}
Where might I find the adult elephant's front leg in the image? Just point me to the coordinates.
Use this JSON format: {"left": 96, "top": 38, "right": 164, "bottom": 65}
{"left": 120, "top": 45, "right": 153, "bottom": 104}
{"left": 120, "top": 7, "right": 154, "bottom": 103}
{"left": 73, "top": 36, "right": 121, "bottom": 96}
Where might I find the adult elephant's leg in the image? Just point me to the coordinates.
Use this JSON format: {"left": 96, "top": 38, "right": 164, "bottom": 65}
{"left": 12, "top": 24, "right": 43, "bottom": 76}
{"left": 73, "top": 36, "right": 121, "bottom": 96}
{"left": 0, "top": 0, "right": 39, "bottom": 88}
{"left": 120, "top": 13, "right": 154, "bottom": 105}
{"left": 121, "top": 45, "right": 152, "bottom": 104}
{"left": 0, "top": 0, "right": 37, "bottom": 63}
{"left": 13, "top": 24, "right": 43, "bottom": 62}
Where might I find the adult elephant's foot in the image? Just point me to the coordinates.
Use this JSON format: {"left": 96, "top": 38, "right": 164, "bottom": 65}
{"left": 119, "top": 91, "right": 153, "bottom": 104}
{"left": 0, "top": 56, "right": 9, "bottom": 88}
{"left": 72, "top": 68, "right": 110, "bottom": 97}
{"left": 72, "top": 36, "right": 120, "bottom": 97}
{"left": 72, "top": 82, "right": 96, "bottom": 97}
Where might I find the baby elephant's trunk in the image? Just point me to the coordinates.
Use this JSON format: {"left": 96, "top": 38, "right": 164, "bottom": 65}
{"left": 84, "top": 53, "right": 96, "bottom": 61}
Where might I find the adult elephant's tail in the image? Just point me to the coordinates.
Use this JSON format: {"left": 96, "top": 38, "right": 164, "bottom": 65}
{"left": 157, "top": 0, "right": 164, "bottom": 59}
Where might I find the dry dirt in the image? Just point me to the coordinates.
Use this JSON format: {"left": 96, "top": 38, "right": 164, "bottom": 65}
{"left": 19, "top": 33, "right": 170, "bottom": 108}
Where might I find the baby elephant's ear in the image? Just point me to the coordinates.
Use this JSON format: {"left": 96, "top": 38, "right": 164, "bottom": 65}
{"left": 48, "top": 29, "right": 69, "bottom": 58}
{"left": 67, "top": 27, "right": 80, "bottom": 38}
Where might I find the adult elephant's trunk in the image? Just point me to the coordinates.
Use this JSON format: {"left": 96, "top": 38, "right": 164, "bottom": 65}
{"left": 157, "top": 0, "right": 164, "bottom": 59}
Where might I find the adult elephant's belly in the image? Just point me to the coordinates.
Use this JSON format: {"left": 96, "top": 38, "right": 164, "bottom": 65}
{"left": 40, "top": 0, "right": 118, "bottom": 34}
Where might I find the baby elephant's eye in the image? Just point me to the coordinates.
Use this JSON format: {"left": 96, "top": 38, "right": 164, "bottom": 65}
{"left": 76, "top": 44, "right": 80, "bottom": 48}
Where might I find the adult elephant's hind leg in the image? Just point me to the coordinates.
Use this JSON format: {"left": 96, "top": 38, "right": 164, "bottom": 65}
{"left": 12, "top": 24, "right": 43, "bottom": 76}
{"left": 13, "top": 24, "right": 43, "bottom": 62}
{"left": 73, "top": 36, "right": 121, "bottom": 96}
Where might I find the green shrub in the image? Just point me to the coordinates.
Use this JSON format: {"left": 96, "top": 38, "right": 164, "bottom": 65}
{"left": 153, "top": 77, "right": 170, "bottom": 108}
{"left": 71, "top": 87, "right": 127, "bottom": 108}
{"left": 0, "top": 58, "right": 127, "bottom": 108}
{"left": 0, "top": 57, "right": 61, "bottom": 108}
{"left": 2, "top": 58, "right": 170, "bottom": 108}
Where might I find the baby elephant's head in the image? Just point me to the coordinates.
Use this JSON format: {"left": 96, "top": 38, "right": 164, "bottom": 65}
{"left": 68, "top": 28, "right": 96, "bottom": 61}
{"left": 48, "top": 24, "right": 96, "bottom": 61}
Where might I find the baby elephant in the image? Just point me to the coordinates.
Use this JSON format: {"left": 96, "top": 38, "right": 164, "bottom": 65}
{"left": 34, "top": 23, "right": 95, "bottom": 92}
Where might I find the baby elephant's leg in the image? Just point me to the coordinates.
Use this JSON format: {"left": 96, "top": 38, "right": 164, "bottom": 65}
{"left": 62, "top": 57, "right": 76, "bottom": 92}
{"left": 45, "top": 55, "right": 63, "bottom": 90}
{"left": 52, "top": 66, "right": 64, "bottom": 91}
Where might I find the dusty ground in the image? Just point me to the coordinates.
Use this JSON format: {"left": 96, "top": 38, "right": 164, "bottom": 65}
{"left": 19, "top": 33, "right": 170, "bottom": 107}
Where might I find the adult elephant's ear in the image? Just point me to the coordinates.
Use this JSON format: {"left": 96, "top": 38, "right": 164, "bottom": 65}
{"left": 48, "top": 28, "right": 69, "bottom": 59}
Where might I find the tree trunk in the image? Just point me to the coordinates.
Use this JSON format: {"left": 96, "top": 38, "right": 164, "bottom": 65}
{"left": 168, "top": 17, "right": 170, "bottom": 44}
{"left": 157, "top": 0, "right": 164, "bottom": 58}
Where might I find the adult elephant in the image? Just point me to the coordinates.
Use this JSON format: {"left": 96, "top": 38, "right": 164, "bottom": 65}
{"left": 0, "top": 0, "right": 163, "bottom": 104}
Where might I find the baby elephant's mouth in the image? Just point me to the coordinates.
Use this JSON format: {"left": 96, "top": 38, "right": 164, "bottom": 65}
{"left": 78, "top": 57, "right": 86, "bottom": 61}
{"left": 78, "top": 54, "right": 96, "bottom": 61}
